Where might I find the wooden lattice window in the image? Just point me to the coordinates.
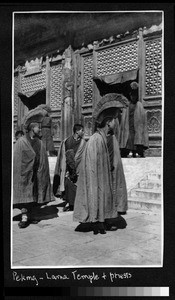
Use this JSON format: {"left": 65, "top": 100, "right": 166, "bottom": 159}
{"left": 14, "top": 74, "right": 19, "bottom": 116}
{"left": 96, "top": 41, "right": 138, "bottom": 76}
{"left": 20, "top": 66, "right": 46, "bottom": 94}
{"left": 50, "top": 63, "right": 62, "bottom": 109}
{"left": 82, "top": 54, "right": 93, "bottom": 104}
{"left": 145, "top": 38, "right": 162, "bottom": 96}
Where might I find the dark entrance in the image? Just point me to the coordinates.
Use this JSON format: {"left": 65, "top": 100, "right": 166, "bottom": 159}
{"left": 18, "top": 88, "right": 46, "bottom": 110}
{"left": 93, "top": 69, "right": 139, "bottom": 100}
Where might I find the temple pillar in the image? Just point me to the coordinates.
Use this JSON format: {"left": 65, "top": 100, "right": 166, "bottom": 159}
{"left": 61, "top": 45, "right": 74, "bottom": 140}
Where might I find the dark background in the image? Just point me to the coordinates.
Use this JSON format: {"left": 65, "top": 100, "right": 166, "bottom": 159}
{"left": 1, "top": 2, "right": 175, "bottom": 299}
{"left": 13, "top": 11, "right": 161, "bottom": 68}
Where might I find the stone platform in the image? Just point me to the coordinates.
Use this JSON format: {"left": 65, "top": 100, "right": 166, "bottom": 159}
{"left": 12, "top": 157, "right": 163, "bottom": 268}
{"left": 49, "top": 156, "right": 162, "bottom": 213}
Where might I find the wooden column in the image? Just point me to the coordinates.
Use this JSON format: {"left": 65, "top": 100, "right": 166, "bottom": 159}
{"left": 73, "top": 52, "right": 82, "bottom": 124}
{"left": 46, "top": 55, "right": 51, "bottom": 105}
{"left": 61, "top": 46, "right": 74, "bottom": 140}
{"left": 138, "top": 28, "right": 144, "bottom": 102}
{"left": 92, "top": 47, "right": 98, "bottom": 109}
{"left": 17, "top": 71, "right": 26, "bottom": 130}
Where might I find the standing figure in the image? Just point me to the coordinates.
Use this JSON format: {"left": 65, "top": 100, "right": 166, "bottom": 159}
{"left": 73, "top": 93, "right": 128, "bottom": 235}
{"left": 53, "top": 124, "right": 86, "bottom": 211}
{"left": 39, "top": 105, "right": 56, "bottom": 156}
{"left": 13, "top": 115, "right": 51, "bottom": 228}
{"left": 119, "top": 82, "right": 149, "bottom": 158}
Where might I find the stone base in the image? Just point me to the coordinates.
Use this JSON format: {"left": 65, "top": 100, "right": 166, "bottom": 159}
{"left": 145, "top": 148, "right": 162, "bottom": 157}
{"left": 48, "top": 157, "right": 163, "bottom": 212}
{"left": 122, "top": 157, "right": 162, "bottom": 192}
{"left": 49, "top": 157, "right": 162, "bottom": 189}
{"left": 128, "top": 198, "right": 161, "bottom": 213}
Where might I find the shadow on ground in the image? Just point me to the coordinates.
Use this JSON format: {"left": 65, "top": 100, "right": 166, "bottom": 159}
{"left": 13, "top": 200, "right": 66, "bottom": 222}
{"left": 75, "top": 215, "right": 127, "bottom": 232}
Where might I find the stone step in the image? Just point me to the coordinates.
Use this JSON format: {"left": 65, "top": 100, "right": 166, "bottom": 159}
{"left": 129, "top": 188, "right": 161, "bottom": 201}
{"left": 138, "top": 179, "right": 161, "bottom": 189}
{"left": 128, "top": 197, "right": 161, "bottom": 213}
{"left": 147, "top": 173, "right": 161, "bottom": 181}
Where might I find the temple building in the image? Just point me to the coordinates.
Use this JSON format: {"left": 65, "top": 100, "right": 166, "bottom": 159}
{"left": 13, "top": 12, "right": 163, "bottom": 156}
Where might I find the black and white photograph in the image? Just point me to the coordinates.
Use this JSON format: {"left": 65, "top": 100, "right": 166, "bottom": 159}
{"left": 2, "top": 3, "right": 175, "bottom": 298}
{"left": 11, "top": 9, "right": 163, "bottom": 268}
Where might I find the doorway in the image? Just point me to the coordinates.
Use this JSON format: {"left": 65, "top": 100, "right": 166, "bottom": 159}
{"left": 18, "top": 88, "right": 46, "bottom": 110}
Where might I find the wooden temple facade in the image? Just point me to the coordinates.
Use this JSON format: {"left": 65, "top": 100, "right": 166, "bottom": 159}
{"left": 13, "top": 22, "right": 163, "bottom": 156}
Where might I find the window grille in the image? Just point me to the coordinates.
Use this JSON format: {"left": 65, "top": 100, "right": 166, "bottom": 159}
{"left": 83, "top": 55, "right": 93, "bottom": 104}
{"left": 96, "top": 42, "right": 138, "bottom": 76}
{"left": 21, "top": 66, "right": 46, "bottom": 94}
{"left": 14, "top": 74, "right": 19, "bottom": 115}
{"left": 50, "top": 63, "right": 62, "bottom": 109}
{"left": 145, "top": 38, "right": 162, "bottom": 96}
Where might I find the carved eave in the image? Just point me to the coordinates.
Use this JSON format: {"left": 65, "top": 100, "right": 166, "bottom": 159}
{"left": 14, "top": 22, "right": 162, "bottom": 72}
{"left": 14, "top": 50, "right": 64, "bottom": 72}
{"left": 14, "top": 65, "right": 24, "bottom": 73}
{"left": 143, "top": 23, "right": 162, "bottom": 38}
{"left": 75, "top": 22, "right": 162, "bottom": 54}
{"left": 76, "top": 28, "right": 139, "bottom": 54}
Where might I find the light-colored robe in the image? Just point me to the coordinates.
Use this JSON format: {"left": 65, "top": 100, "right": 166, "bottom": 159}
{"left": 73, "top": 129, "right": 128, "bottom": 223}
{"left": 13, "top": 135, "right": 51, "bottom": 204}
{"left": 119, "top": 101, "right": 149, "bottom": 149}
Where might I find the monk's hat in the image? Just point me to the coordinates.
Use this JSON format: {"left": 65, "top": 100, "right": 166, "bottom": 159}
{"left": 36, "top": 104, "right": 51, "bottom": 112}
{"left": 93, "top": 93, "right": 129, "bottom": 124}
{"left": 22, "top": 106, "right": 48, "bottom": 130}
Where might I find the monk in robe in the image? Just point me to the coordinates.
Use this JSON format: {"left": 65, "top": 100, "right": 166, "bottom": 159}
{"left": 53, "top": 124, "right": 86, "bottom": 211}
{"left": 73, "top": 103, "right": 128, "bottom": 235}
{"left": 119, "top": 81, "right": 149, "bottom": 158}
{"left": 13, "top": 122, "right": 51, "bottom": 228}
{"left": 40, "top": 106, "right": 56, "bottom": 156}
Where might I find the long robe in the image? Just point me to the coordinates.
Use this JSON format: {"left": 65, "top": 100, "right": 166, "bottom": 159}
{"left": 119, "top": 101, "right": 149, "bottom": 149}
{"left": 73, "top": 129, "right": 128, "bottom": 223}
{"left": 41, "top": 116, "right": 55, "bottom": 152}
{"left": 13, "top": 135, "right": 51, "bottom": 205}
{"left": 53, "top": 136, "right": 86, "bottom": 196}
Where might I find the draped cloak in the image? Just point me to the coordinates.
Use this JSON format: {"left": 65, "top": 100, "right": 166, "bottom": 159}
{"left": 41, "top": 116, "right": 55, "bottom": 152}
{"left": 119, "top": 101, "right": 149, "bottom": 149}
{"left": 13, "top": 135, "right": 51, "bottom": 205}
{"left": 53, "top": 137, "right": 86, "bottom": 195}
{"left": 73, "top": 129, "right": 128, "bottom": 223}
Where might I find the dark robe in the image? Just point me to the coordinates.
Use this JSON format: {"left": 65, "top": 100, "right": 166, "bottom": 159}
{"left": 13, "top": 134, "right": 51, "bottom": 205}
{"left": 53, "top": 136, "right": 86, "bottom": 206}
{"left": 41, "top": 116, "right": 55, "bottom": 152}
{"left": 73, "top": 128, "right": 128, "bottom": 223}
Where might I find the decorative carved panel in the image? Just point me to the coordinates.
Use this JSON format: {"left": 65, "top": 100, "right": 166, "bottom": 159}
{"left": 14, "top": 74, "right": 19, "bottom": 116}
{"left": 21, "top": 66, "right": 46, "bottom": 94}
{"left": 145, "top": 38, "right": 162, "bottom": 96}
{"left": 96, "top": 41, "right": 138, "bottom": 76}
{"left": 52, "top": 117, "right": 61, "bottom": 140}
{"left": 146, "top": 109, "right": 162, "bottom": 134}
{"left": 50, "top": 63, "right": 62, "bottom": 109}
{"left": 84, "top": 116, "right": 93, "bottom": 137}
{"left": 83, "top": 55, "right": 93, "bottom": 104}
